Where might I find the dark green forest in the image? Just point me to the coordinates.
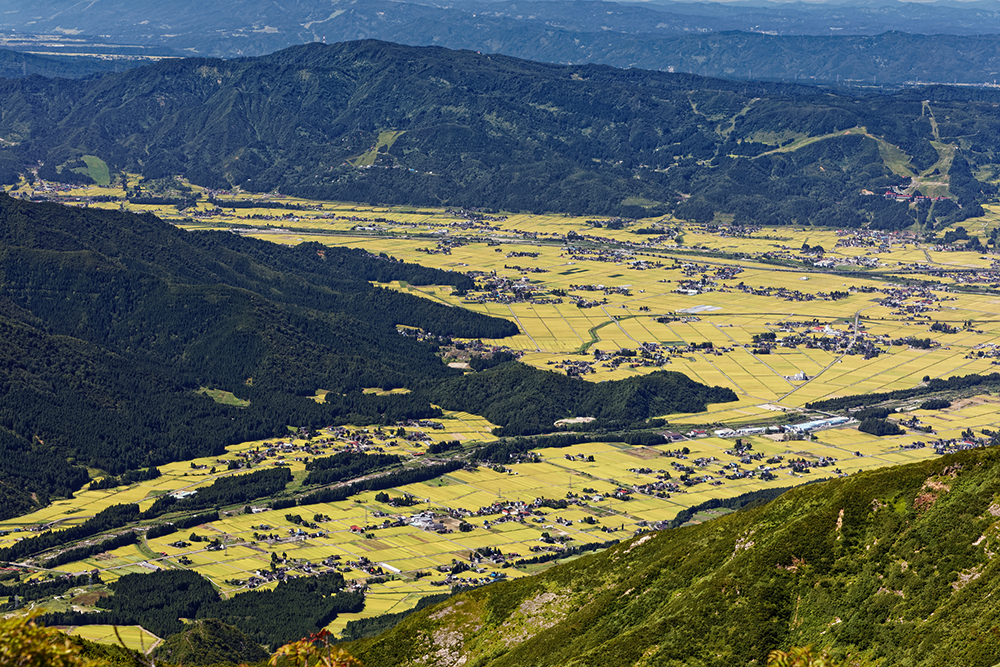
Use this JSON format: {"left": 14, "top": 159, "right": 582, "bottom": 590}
{"left": 1, "top": 41, "right": 998, "bottom": 221}
{"left": 303, "top": 452, "right": 403, "bottom": 487}
{"left": 431, "top": 363, "right": 737, "bottom": 435}
{"left": 40, "top": 569, "right": 362, "bottom": 649}
{"left": 0, "top": 194, "right": 507, "bottom": 517}
{"left": 0, "top": 195, "right": 732, "bottom": 519}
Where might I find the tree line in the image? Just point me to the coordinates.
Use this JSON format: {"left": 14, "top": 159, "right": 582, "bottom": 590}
{"left": 0, "top": 503, "right": 138, "bottom": 563}
{"left": 303, "top": 452, "right": 402, "bottom": 487}
{"left": 806, "top": 372, "right": 1000, "bottom": 412}
{"left": 431, "top": 363, "right": 737, "bottom": 436}
{"left": 39, "top": 568, "right": 363, "bottom": 651}
{"left": 299, "top": 461, "right": 465, "bottom": 505}
{"left": 141, "top": 468, "right": 291, "bottom": 519}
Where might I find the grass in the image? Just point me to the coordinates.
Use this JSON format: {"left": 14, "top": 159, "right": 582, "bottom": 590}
{"left": 195, "top": 387, "right": 250, "bottom": 407}
{"left": 350, "top": 130, "right": 406, "bottom": 167}
{"left": 65, "top": 625, "right": 160, "bottom": 653}
{"left": 80, "top": 156, "right": 111, "bottom": 187}
{"left": 871, "top": 136, "right": 916, "bottom": 179}
{"left": 755, "top": 126, "right": 868, "bottom": 157}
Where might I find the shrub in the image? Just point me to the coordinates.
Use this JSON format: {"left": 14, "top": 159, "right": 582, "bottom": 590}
{"left": 0, "top": 613, "right": 101, "bottom": 667}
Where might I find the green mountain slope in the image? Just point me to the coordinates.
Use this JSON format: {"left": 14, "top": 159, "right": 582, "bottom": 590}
{"left": 0, "top": 194, "right": 513, "bottom": 516}
{"left": 0, "top": 194, "right": 734, "bottom": 519}
{"left": 2, "top": 40, "right": 997, "bottom": 221}
{"left": 152, "top": 619, "right": 268, "bottom": 666}
{"left": 347, "top": 445, "right": 1000, "bottom": 666}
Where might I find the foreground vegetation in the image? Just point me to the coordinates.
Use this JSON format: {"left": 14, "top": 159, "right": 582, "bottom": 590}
{"left": 345, "top": 445, "right": 1000, "bottom": 666}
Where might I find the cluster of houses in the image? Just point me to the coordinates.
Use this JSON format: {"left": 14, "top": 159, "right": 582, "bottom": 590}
{"left": 835, "top": 228, "right": 913, "bottom": 252}
{"left": 569, "top": 283, "right": 633, "bottom": 296}
{"left": 235, "top": 553, "right": 341, "bottom": 590}
{"left": 559, "top": 282, "right": 633, "bottom": 309}
{"left": 569, "top": 294, "right": 606, "bottom": 308}
{"left": 698, "top": 223, "right": 762, "bottom": 239}
{"left": 754, "top": 325, "right": 883, "bottom": 359}
{"left": 878, "top": 283, "right": 944, "bottom": 319}
{"left": 922, "top": 266, "right": 1000, "bottom": 285}
{"left": 414, "top": 238, "right": 467, "bottom": 255}
{"left": 930, "top": 435, "right": 996, "bottom": 456}
{"left": 221, "top": 439, "right": 328, "bottom": 470}
{"left": 445, "top": 208, "right": 509, "bottom": 225}
{"left": 462, "top": 271, "right": 563, "bottom": 306}
{"left": 219, "top": 420, "right": 450, "bottom": 473}
{"left": 883, "top": 191, "right": 950, "bottom": 203}
{"left": 592, "top": 342, "right": 693, "bottom": 370}
{"left": 560, "top": 246, "right": 641, "bottom": 264}
{"left": 503, "top": 264, "right": 548, "bottom": 274}
{"left": 547, "top": 357, "right": 598, "bottom": 376}
{"left": 968, "top": 342, "right": 1000, "bottom": 361}
{"left": 676, "top": 262, "right": 743, "bottom": 282}
{"left": 624, "top": 258, "right": 667, "bottom": 270}
{"left": 731, "top": 282, "right": 850, "bottom": 304}
{"left": 430, "top": 570, "right": 508, "bottom": 588}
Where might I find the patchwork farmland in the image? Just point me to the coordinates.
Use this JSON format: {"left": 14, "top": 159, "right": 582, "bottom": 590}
{"left": 6, "top": 176, "right": 1000, "bottom": 641}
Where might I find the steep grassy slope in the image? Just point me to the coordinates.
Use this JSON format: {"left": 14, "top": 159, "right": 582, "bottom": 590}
{"left": 2, "top": 41, "right": 997, "bottom": 220}
{"left": 348, "top": 445, "right": 1000, "bottom": 666}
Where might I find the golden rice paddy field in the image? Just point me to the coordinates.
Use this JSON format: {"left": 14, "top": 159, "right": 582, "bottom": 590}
{"left": 7, "top": 178, "right": 1000, "bottom": 641}
{"left": 64, "top": 625, "right": 160, "bottom": 653}
{"left": 4, "top": 396, "right": 994, "bottom": 639}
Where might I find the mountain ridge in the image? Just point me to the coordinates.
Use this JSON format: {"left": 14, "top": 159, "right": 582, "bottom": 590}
{"left": 4, "top": 39, "right": 998, "bottom": 223}
{"left": 9, "top": 0, "right": 1000, "bottom": 84}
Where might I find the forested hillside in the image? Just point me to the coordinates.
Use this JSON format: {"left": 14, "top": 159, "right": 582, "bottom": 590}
{"left": 1, "top": 40, "right": 997, "bottom": 221}
{"left": 0, "top": 195, "right": 734, "bottom": 519}
{"left": 0, "top": 194, "right": 507, "bottom": 517}
{"left": 431, "top": 363, "right": 736, "bottom": 436}
{"left": 347, "top": 445, "right": 1000, "bottom": 666}
{"left": 0, "top": 49, "right": 146, "bottom": 80}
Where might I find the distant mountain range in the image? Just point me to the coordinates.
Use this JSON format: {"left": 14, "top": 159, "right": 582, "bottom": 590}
{"left": 8, "top": 0, "right": 1000, "bottom": 84}
{"left": 0, "top": 48, "right": 147, "bottom": 80}
{"left": 3, "top": 40, "right": 997, "bottom": 224}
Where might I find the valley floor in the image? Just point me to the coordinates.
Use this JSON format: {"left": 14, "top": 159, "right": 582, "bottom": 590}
{"left": 6, "top": 178, "right": 1000, "bottom": 646}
